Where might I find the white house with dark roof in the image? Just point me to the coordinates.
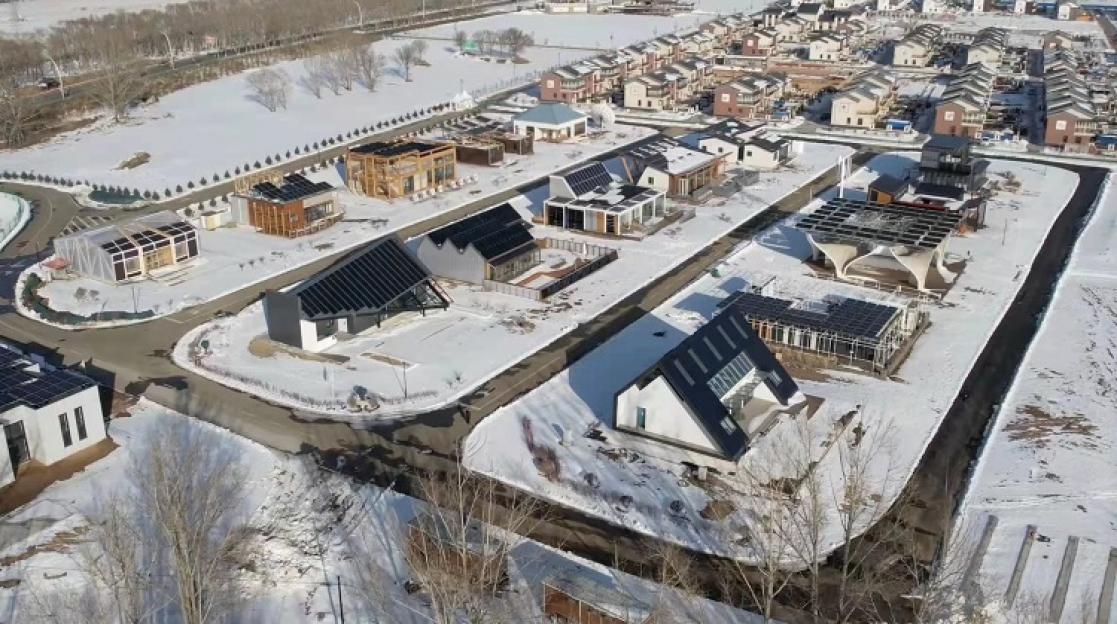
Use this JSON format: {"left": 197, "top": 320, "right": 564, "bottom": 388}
{"left": 623, "top": 138, "right": 726, "bottom": 198}
{"left": 543, "top": 162, "right": 666, "bottom": 236}
{"left": 613, "top": 301, "right": 805, "bottom": 461}
{"left": 415, "top": 203, "right": 540, "bottom": 285}
{"left": 0, "top": 349, "right": 105, "bottom": 488}
{"left": 512, "top": 103, "right": 589, "bottom": 142}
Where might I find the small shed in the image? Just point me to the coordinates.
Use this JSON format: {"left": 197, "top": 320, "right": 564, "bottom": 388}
{"left": 868, "top": 174, "right": 910, "bottom": 203}
{"left": 513, "top": 103, "right": 590, "bottom": 142}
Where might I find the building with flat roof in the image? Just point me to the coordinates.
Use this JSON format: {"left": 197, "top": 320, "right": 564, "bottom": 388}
{"left": 0, "top": 348, "right": 105, "bottom": 488}
{"left": 415, "top": 203, "right": 540, "bottom": 285}
{"left": 264, "top": 236, "right": 449, "bottom": 352}
{"left": 918, "top": 134, "right": 988, "bottom": 199}
{"left": 512, "top": 103, "right": 590, "bottom": 142}
{"left": 543, "top": 162, "right": 667, "bottom": 236}
{"left": 797, "top": 197, "right": 963, "bottom": 291}
{"left": 720, "top": 290, "right": 923, "bottom": 373}
{"left": 54, "top": 211, "right": 199, "bottom": 283}
{"left": 345, "top": 141, "right": 457, "bottom": 200}
{"left": 613, "top": 301, "right": 804, "bottom": 461}
{"left": 232, "top": 173, "right": 341, "bottom": 238}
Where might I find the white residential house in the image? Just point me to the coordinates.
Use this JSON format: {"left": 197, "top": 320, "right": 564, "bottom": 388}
{"left": 512, "top": 103, "right": 590, "bottom": 142}
{"left": 612, "top": 302, "right": 805, "bottom": 461}
{"left": 0, "top": 349, "right": 106, "bottom": 488}
{"left": 623, "top": 73, "right": 678, "bottom": 111}
{"left": 809, "top": 33, "right": 846, "bottom": 61}
{"left": 740, "top": 136, "right": 797, "bottom": 170}
{"left": 829, "top": 72, "right": 895, "bottom": 128}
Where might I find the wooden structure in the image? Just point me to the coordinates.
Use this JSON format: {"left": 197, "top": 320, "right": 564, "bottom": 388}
{"left": 449, "top": 136, "right": 505, "bottom": 166}
{"left": 346, "top": 141, "right": 456, "bottom": 200}
{"left": 235, "top": 173, "right": 342, "bottom": 238}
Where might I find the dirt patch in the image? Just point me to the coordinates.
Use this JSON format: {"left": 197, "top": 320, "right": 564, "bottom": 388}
{"left": 116, "top": 152, "right": 151, "bottom": 170}
{"left": 0, "top": 438, "right": 119, "bottom": 515}
{"left": 0, "top": 525, "right": 89, "bottom": 569}
{"left": 700, "top": 498, "right": 736, "bottom": 521}
{"left": 248, "top": 336, "right": 347, "bottom": 363}
{"left": 1003, "top": 404, "right": 1098, "bottom": 449}
{"left": 361, "top": 352, "right": 413, "bottom": 368}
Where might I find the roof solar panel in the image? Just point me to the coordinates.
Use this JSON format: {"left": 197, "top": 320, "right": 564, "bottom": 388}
{"left": 722, "top": 291, "right": 902, "bottom": 342}
{"left": 796, "top": 198, "right": 962, "bottom": 249}
{"left": 563, "top": 162, "right": 615, "bottom": 197}
{"left": 427, "top": 203, "right": 524, "bottom": 250}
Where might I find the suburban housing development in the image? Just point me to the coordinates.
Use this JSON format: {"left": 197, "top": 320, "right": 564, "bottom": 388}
{"left": 3, "top": 0, "right": 1117, "bottom": 621}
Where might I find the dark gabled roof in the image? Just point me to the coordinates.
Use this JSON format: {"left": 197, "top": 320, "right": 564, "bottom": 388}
{"left": 869, "top": 173, "right": 910, "bottom": 195}
{"left": 797, "top": 2, "right": 823, "bottom": 13}
{"left": 251, "top": 173, "right": 334, "bottom": 203}
{"left": 289, "top": 236, "right": 440, "bottom": 320}
{"left": 0, "top": 349, "right": 96, "bottom": 413}
{"left": 622, "top": 304, "right": 799, "bottom": 460}
{"left": 924, "top": 134, "right": 972, "bottom": 152}
{"left": 426, "top": 203, "right": 535, "bottom": 261}
{"left": 349, "top": 141, "right": 448, "bottom": 157}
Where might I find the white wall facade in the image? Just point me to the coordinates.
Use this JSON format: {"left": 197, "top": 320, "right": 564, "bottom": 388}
{"left": 741, "top": 147, "right": 781, "bottom": 170}
{"left": 615, "top": 377, "right": 720, "bottom": 454}
{"left": 1, "top": 384, "right": 106, "bottom": 487}
{"left": 637, "top": 167, "right": 672, "bottom": 193}
{"left": 698, "top": 137, "right": 741, "bottom": 164}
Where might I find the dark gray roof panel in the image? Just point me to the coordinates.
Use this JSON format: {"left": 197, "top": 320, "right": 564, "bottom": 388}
{"left": 426, "top": 203, "right": 535, "bottom": 260}
{"left": 291, "top": 237, "right": 435, "bottom": 319}
{"left": 796, "top": 198, "right": 962, "bottom": 249}
{"left": 721, "top": 291, "right": 902, "bottom": 342}
{"left": 252, "top": 173, "right": 334, "bottom": 203}
{"left": 0, "top": 350, "right": 95, "bottom": 413}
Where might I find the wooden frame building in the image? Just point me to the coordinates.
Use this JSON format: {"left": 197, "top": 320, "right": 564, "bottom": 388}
{"left": 233, "top": 173, "right": 342, "bottom": 238}
{"left": 346, "top": 141, "right": 456, "bottom": 200}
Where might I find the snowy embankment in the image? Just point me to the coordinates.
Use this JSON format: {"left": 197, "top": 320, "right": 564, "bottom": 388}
{"left": 464, "top": 154, "right": 1079, "bottom": 564}
{"left": 956, "top": 177, "right": 1117, "bottom": 623}
{"left": 20, "top": 126, "right": 655, "bottom": 328}
{"left": 0, "top": 398, "right": 768, "bottom": 623}
{"left": 172, "top": 145, "right": 853, "bottom": 419}
{"left": 0, "top": 192, "right": 31, "bottom": 252}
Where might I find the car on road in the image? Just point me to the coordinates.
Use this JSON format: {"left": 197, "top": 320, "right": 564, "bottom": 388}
{"left": 38, "top": 77, "right": 60, "bottom": 90}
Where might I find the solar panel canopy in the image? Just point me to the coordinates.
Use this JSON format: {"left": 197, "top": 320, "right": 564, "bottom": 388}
{"left": 252, "top": 173, "right": 334, "bottom": 203}
{"left": 722, "top": 291, "right": 902, "bottom": 342}
{"left": 291, "top": 237, "right": 437, "bottom": 320}
{"left": 797, "top": 198, "right": 962, "bottom": 249}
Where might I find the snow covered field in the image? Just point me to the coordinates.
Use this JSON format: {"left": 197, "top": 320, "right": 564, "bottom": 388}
{"left": 25, "top": 126, "right": 652, "bottom": 326}
{"left": 172, "top": 144, "right": 853, "bottom": 418}
{"left": 956, "top": 176, "right": 1117, "bottom": 623}
{"left": 0, "top": 398, "right": 767, "bottom": 623}
{"left": 0, "top": 192, "right": 31, "bottom": 252}
{"left": 464, "top": 153, "right": 1079, "bottom": 563}
{"left": 0, "top": 39, "right": 570, "bottom": 195}
{"left": 0, "top": 0, "right": 186, "bottom": 34}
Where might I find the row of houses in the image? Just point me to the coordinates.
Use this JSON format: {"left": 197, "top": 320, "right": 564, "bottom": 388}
{"left": 933, "top": 63, "right": 998, "bottom": 138}
{"left": 1042, "top": 51, "right": 1098, "bottom": 149}
{"left": 829, "top": 71, "right": 896, "bottom": 129}
{"left": 891, "top": 24, "right": 943, "bottom": 67}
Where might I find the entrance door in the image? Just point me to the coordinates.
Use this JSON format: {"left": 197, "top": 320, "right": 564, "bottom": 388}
{"left": 4, "top": 421, "right": 29, "bottom": 471}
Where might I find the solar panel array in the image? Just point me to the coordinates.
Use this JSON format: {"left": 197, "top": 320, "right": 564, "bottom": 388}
{"left": 472, "top": 223, "right": 536, "bottom": 262}
{"left": 97, "top": 216, "right": 195, "bottom": 254}
{"left": 252, "top": 174, "right": 334, "bottom": 203}
{"left": 723, "top": 291, "right": 901, "bottom": 342}
{"left": 564, "top": 185, "right": 662, "bottom": 213}
{"left": 0, "top": 350, "right": 95, "bottom": 413}
{"left": 350, "top": 141, "right": 446, "bottom": 157}
{"left": 292, "top": 237, "right": 436, "bottom": 320}
{"left": 796, "top": 198, "right": 962, "bottom": 249}
{"left": 428, "top": 203, "right": 521, "bottom": 248}
{"left": 562, "top": 162, "right": 615, "bottom": 197}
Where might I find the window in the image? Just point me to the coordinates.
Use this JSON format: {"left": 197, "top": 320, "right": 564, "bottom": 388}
{"left": 636, "top": 407, "right": 647, "bottom": 429}
{"left": 720, "top": 92, "right": 730, "bottom": 103}
{"left": 75, "top": 407, "right": 87, "bottom": 441}
{"left": 546, "top": 79, "right": 555, "bottom": 89}
{"left": 59, "top": 413, "right": 72, "bottom": 447}
{"left": 1055, "top": 119, "right": 1067, "bottom": 131}
{"left": 647, "top": 176, "right": 654, "bottom": 184}
{"left": 943, "top": 111, "right": 955, "bottom": 122}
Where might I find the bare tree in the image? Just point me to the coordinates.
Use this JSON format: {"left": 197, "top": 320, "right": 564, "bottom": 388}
{"left": 453, "top": 29, "right": 468, "bottom": 54}
{"left": 329, "top": 48, "right": 358, "bottom": 91}
{"left": 85, "top": 27, "right": 145, "bottom": 121}
{"left": 503, "top": 27, "right": 533, "bottom": 60}
{"left": 300, "top": 57, "right": 326, "bottom": 98}
{"left": 349, "top": 42, "right": 384, "bottom": 91}
{"left": 134, "top": 418, "right": 254, "bottom": 624}
{"left": 403, "top": 463, "right": 547, "bottom": 624}
{"left": 779, "top": 417, "right": 829, "bottom": 622}
{"left": 393, "top": 42, "right": 419, "bottom": 82}
{"left": 410, "top": 39, "right": 428, "bottom": 66}
{"left": 0, "top": 37, "right": 41, "bottom": 146}
{"left": 246, "top": 68, "right": 290, "bottom": 112}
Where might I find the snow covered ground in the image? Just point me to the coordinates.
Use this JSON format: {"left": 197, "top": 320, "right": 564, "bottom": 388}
{"left": 0, "top": 0, "right": 186, "bottom": 34}
{"left": 0, "top": 39, "right": 569, "bottom": 195}
{"left": 0, "top": 398, "right": 768, "bottom": 623}
{"left": 24, "top": 125, "right": 652, "bottom": 326}
{"left": 956, "top": 176, "right": 1117, "bottom": 623}
{"left": 0, "top": 192, "right": 31, "bottom": 253}
{"left": 172, "top": 144, "right": 853, "bottom": 418}
{"left": 464, "top": 152, "right": 1080, "bottom": 563}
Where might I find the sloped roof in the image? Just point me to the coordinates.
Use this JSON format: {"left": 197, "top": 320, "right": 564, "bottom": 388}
{"left": 426, "top": 203, "right": 535, "bottom": 261}
{"left": 515, "top": 103, "right": 589, "bottom": 126}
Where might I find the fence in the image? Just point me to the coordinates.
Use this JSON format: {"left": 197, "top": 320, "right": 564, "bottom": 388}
{"left": 482, "top": 238, "right": 619, "bottom": 301}
{"left": 541, "top": 237, "right": 614, "bottom": 259}
{"left": 483, "top": 279, "right": 544, "bottom": 301}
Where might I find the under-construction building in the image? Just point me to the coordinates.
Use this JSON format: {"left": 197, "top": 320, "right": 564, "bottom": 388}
{"left": 719, "top": 289, "right": 924, "bottom": 373}
{"left": 345, "top": 141, "right": 457, "bottom": 200}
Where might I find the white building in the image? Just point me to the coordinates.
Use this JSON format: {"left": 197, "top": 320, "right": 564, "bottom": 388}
{"left": 0, "top": 349, "right": 106, "bottom": 487}
{"left": 53, "top": 211, "right": 199, "bottom": 283}
{"left": 613, "top": 303, "right": 805, "bottom": 461}
{"left": 512, "top": 103, "right": 589, "bottom": 142}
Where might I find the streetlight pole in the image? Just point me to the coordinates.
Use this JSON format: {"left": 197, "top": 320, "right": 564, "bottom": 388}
{"left": 352, "top": 0, "right": 363, "bottom": 26}
{"left": 160, "top": 31, "right": 175, "bottom": 70}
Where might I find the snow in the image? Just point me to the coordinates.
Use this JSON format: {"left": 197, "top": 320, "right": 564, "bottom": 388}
{"left": 956, "top": 175, "right": 1117, "bottom": 623}
{"left": 0, "top": 192, "right": 31, "bottom": 253}
{"left": 463, "top": 152, "right": 1080, "bottom": 563}
{"left": 0, "top": 39, "right": 570, "bottom": 195}
{"left": 25, "top": 126, "right": 653, "bottom": 326}
{"left": 879, "top": 12, "right": 1107, "bottom": 47}
{"left": 0, "top": 397, "right": 769, "bottom": 623}
{"left": 172, "top": 144, "right": 854, "bottom": 418}
{"left": 0, "top": 0, "right": 188, "bottom": 34}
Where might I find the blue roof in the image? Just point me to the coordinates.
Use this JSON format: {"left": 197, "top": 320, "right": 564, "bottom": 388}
{"left": 618, "top": 303, "right": 799, "bottom": 460}
{"left": 515, "top": 103, "right": 588, "bottom": 126}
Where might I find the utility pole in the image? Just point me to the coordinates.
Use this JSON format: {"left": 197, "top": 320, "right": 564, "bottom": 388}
{"left": 337, "top": 575, "right": 345, "bottom": 623}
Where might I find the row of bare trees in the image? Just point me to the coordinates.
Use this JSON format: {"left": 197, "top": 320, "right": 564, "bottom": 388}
{"left": 453, "top": 27, "right": 534, "bottom": 59}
